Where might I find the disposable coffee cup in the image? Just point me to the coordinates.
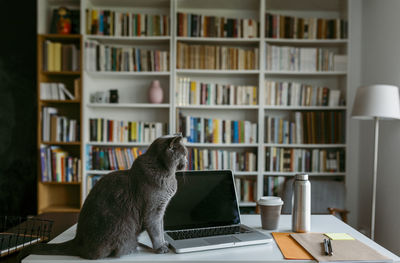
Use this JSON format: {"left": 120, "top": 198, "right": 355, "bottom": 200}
{"left": 258, "top": 196, "right": 284, "bottom": 230}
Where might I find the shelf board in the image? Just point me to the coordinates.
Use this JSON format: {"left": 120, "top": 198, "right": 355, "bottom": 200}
{"left": 177, "top": 37, "right": 260, "bottom": 43}
{"left": 239, "top": 202, "right": 257, "bottom": 207}
{"left": 177, "top": 105, "right": 258, "bottom": 110}
{"left": 86, "top": 170, "right": 258, "bottom": 176}
{"left": 265, "top": 38, "right": 348, "bottom": 45}
{"left": 176, "top": 69, "right": 259, "bottom": 75}
{"left": 234, "top": 171, "right": 258, "bottom": 176}
{"left": 265, "top": 70, "right": 347, "bottom": 76}
{"left": 185, "top": 143, "right": 258, "bottom": 148}
{"left": 40, "top": 141, "right": 81, "bottom": 146}
{"left": 39, "top": 205, "right": 80, "bottom": 213}
{"left": 42, "top": 71, "right": 81, "bottom": 76}
{"left": 86, "top": 170, "right": 112, "bottom": 175}
{"left": 263, "top": 106, "right": 346, "bottom": 110}
{"left": 40, "top": 99, "right": 81, "bottom": 104}
{"left": 40, "top": 34, "right": 81, "bottom": 39}
{"left": 86, "top": 35, "right": 171, "bottom": 42}
{"left": 264, "top": 143, "right": 346, "bottom": 148}
{"left": 40, "top": 181, "right": 81, "bottom": 185}
{"left": 87, "top": 103, "right": 170, "bottom": 108}
{"left": 263, "top": 172, "right": 345, "bottom": 176}
{"left": 87, "top": 142, "right": 150, "bottom": 146}
{"left": 86, "top": 71, "right": 170, "bottom": 77}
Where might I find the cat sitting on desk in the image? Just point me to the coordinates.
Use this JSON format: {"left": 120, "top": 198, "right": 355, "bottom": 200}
{"left": 18, "top": 134, "right": 187, "bottom": 260}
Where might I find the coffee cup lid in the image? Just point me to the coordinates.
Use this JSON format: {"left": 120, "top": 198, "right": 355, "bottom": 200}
{"left": 257, "top": 196, "right": 284, "bottom": 206}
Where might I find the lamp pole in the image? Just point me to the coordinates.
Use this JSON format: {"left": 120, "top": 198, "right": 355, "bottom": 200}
{"left": 371, "top": 117, "right": 379, "bottom": 241}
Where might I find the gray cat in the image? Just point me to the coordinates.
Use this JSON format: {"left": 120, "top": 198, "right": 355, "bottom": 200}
{"left": 18, "top": 134, "right": 187, "bottom": 260}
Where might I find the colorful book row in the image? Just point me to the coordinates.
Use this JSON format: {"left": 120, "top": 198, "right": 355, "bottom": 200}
{"left": 187, "top": 148, "right": 257, "bottom": 172}
{"left": 43, "top": 41, "right": 80, "bottom": 72}
{"left": 177, "top": 42, "right": 259, "bottom": 70}
{"left": 177, "top": 12, "right": 258, "bottom": 38}
{"left": 40, "top": 145, "right": 81, "bottom": 183}
{"left": 86, "top": 9, "right": 170, "bottom": 36}
{"left": 265, "top": 147, "right": 345, "bottom": 173}
{"left": 86, "top": 146, "right": 145, "bottom": 171}
{"left": 264, "top": 176, "right": 285, "bottom": 196}
{"left": 89, "top": 118, "right": 167, "bottom": 143}
{"left": 264, "top": 80, "right": 342, "bottom": 107}
{"left": 265, "top": 111, "right": 345, "bottom": 144}
{"left": 265, "top": 13, "right": 348, "bottom": 39}
{"left": 234, "top": 178, "right": 257, "bottom": 202}
{"left": 178, "top": 114, "right": 257, "bottom": 144}
{"left": 176, "top": 78, "right": 257, "bottom": 106}
{"left": 85, "top": 40, "right": 169, "bottom": 72}
{"left": 42, "top": 107, "right": 79, "bottom": 142}
{"left": 266, "top": 45, "right": 346, "bottom": 72}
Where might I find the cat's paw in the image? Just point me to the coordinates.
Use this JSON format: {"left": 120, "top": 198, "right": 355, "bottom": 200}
{"left": 155, "top": 244, "right": 169, "bottom": 254}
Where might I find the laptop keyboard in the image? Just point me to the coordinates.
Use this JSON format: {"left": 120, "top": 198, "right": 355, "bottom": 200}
{"left": 166, "top": 225, "right": 250, "bottom": 240}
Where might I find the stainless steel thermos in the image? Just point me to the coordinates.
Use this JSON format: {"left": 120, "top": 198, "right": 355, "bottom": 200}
{"left": 292, "top": 174, "right": 311, "bottom": 232}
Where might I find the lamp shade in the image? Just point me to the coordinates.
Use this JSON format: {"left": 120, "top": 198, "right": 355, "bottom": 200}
{"left": 351, "top": 85, "right": 400, "bottom": 120}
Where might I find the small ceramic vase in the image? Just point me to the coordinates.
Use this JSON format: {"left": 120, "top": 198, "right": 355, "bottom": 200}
{"left": 148, "top": 80, "right": 163, "bottom": 103}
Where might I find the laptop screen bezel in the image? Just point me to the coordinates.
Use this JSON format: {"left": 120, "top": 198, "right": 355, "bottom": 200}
{"left": 164, "top": 170, "right": 242, "bottom": 231}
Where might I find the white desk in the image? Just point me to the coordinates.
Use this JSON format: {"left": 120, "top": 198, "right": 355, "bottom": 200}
{"left": 23, "top": 215, "right": 399, "bottom": 263}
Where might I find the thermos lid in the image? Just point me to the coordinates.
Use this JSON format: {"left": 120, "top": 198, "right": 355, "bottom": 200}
{"left": 295, "top": 174, "right": 308, "bottom": 180}
{"left": 257, "top": 196, "right": 284, "bottom": 206}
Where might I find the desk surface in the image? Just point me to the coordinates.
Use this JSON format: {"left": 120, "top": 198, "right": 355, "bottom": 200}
{"left": 23, "top": 215, "right": 399, "bottom": 263}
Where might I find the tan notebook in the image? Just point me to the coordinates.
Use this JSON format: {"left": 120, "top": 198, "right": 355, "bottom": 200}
{"left": 291, "top": 233, "right": 392, "bottom": 262}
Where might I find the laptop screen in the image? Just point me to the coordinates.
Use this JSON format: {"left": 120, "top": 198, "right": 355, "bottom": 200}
{"left": 164, "top": 170, "right": 241, "bottom": 231}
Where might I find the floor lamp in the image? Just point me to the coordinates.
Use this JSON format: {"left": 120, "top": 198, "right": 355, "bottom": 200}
{"left": 351, "top": 84, "right": 400, "bottom": 240}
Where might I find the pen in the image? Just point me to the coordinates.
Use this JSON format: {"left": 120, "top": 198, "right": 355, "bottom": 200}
{"left": 323, "top": 239, "right": 330, "bottom": 255}
{"left": 327, "top": 238, "right": 333, "bottom": 256}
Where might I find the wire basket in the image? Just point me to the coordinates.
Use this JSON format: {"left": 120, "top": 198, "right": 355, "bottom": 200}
{"left": 0, "top": 216, "right": 53, "bottom": 257}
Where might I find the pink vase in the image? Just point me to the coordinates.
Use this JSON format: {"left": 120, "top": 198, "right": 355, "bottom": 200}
{"left": 148, "top": 80, "right": 163, "bottom": 103}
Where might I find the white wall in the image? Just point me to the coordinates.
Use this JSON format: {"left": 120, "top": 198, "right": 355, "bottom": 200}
{"left": 357, "top": 0, "right": 400, "bottom": 255}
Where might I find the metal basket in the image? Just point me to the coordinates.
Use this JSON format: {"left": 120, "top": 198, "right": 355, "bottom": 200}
{"left": 0, "top": 216, "right": 53, "bottom": 257}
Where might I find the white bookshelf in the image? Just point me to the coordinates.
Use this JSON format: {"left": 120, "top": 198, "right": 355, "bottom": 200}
{"left": 35, "top": 0, "right": 349, "bottom": 211}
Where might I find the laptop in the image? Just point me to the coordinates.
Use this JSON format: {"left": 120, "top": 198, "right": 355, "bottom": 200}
{"left": 164, "top": 170, "right": 272, "bottom": 253}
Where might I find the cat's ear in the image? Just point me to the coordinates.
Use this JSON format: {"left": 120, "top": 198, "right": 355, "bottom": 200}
{"left": 169, "top": 134, "right": 183, "bottom": 149}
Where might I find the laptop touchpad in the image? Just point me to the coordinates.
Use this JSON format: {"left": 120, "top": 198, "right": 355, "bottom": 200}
{"left": 205, "top": 236, "right": 240, "bottom": 245}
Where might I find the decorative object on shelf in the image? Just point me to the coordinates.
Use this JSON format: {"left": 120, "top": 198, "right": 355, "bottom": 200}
{"left": 148, "top": 80, "right": 163, "bottom": 103}
{"left": 351, "top": 84, "right": 400, "bottom": 240}
{"left": 90, "top": 91, "right": 108, "bottom": 103}
{"left": 109, "top": 90, "right": 119, "bottom": 103}
{"left": 52, "top": 7, "right": 72, "bottom": 34}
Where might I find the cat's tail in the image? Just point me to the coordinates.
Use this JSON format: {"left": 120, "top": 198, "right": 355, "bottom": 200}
{"left": 17, "top": 239, "right": 77, "bottom": 262}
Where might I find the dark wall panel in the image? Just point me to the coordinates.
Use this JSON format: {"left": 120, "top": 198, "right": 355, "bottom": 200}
{"left": 0, "top": 1, "right": 37, "bottom": 215}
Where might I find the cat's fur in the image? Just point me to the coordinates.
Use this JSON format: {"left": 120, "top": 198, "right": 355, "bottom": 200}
{"left": 18, "top": 134, "right": 187, "bottom": 260}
